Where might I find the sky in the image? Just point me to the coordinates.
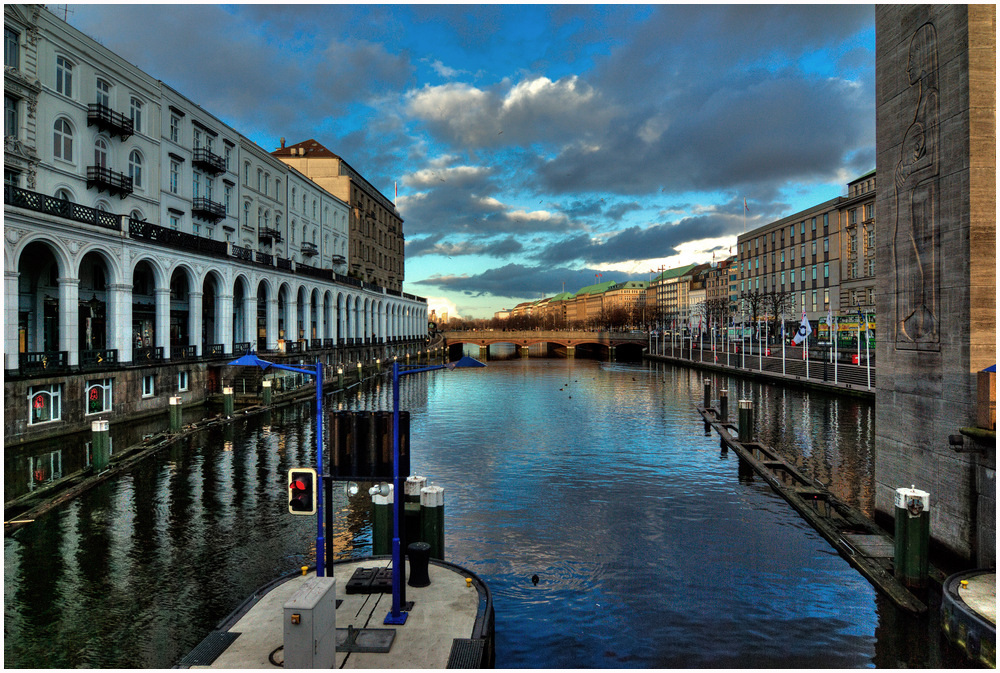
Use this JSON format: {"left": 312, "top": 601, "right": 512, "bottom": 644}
{"left": 68, "top": 4, "right": 876, "bottom": 320}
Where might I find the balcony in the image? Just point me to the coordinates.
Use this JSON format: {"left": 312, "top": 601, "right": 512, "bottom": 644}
{"left": 259, "top": 226, "right": 282, "bottom": 243}
{"left": 6, "top": 184, "right": 121, "bottom": 231}
{"left": 87, "top": 165, "right": 133, "bottom": 199}
{"left": 192, "top": 147, "right": 226, "bottom": 175}
{"left": 331, "top": 254, "right": 346, "bottom": 265}
{"left": 301, "top": 241, "right": 318, "bottom": 257}
{"left": 87, "top": 103, "right": 134, "bottom": 140}
{"left": 192, "top": 197, "right": 225, "bottom": 222}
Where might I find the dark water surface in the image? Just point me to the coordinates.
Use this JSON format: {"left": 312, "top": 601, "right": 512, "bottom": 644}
{"left": 4, "top": 356, "right": 968, "bottom": 668}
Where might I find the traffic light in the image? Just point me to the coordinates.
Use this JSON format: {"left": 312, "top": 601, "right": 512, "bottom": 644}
{"left": 287, "top": 468, "right": 317, "bottom": 515}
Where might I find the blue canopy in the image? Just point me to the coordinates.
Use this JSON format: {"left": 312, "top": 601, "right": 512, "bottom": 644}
{"left": 447, "top": 355, "right": 487, "bottom": 369}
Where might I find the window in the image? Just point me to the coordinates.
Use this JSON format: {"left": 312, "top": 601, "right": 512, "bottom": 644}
{"left": 96, "top": 79, "right": 110, "bottom": 107}
{"left": 823, "top": 213, "right": 829, "bottom": 228}
{"left": 178, "top": 371, "right": 189, "bottom": 392}
{"left": 53, "top": 118, "right": 73, "bottom": 161}
{"left": 243, "top": 201, "right": 250, "bottom": 227}
{"left": 264, "top": 172, "right": 270, "bottom": 197}
{"left": 812, "top": 265, "right": 817, "bottom": 281}
{"left": 257, "top": 169, "right": 262, "bottom": 192}
{"left": 824, "top": 289, "right": 830, "bottom": 308}
{"left": 129, "top": 97, "right": 143, "bottom": 133}
{"left": 169, "top": 161, "right": 179, "bottom": 193}
{"left": 780, "top": 251, "right": 784, "bottom": 264}
{"left": 224, "top": 145, "right": 232, "bottom": 170}
{"left": 866, "top": 227, "right": 875, "bottom": 250}
{"left": 193, "top": 170, "right": 201, "bottom": 198}
{"left": 823, "top": 237, "right": 829, "bottom": 253}
{"left": 811, "top": 290, "right": 817, "bottom": 311}
{"left": 275, "top": 179, "right": 281, "bottom": 201}
{"left": 867, "top": 258, "right": 875, "bottom": 277}
{"left": 849, "top": 261, "right": 858, "bottom": 279}
{"left": 55, "top": 56, "right": 73, "bottom": 96}
{"left": 244, "top": 162, "right": 250, "bottom": 185}
{"left": 193, "top": 222, "right": 201, "bottom": 236}
{"left": 142, "top": 375, "right": 155, "bottom": 397}
{"left": 824, "top": 263, "right": 829, "bottom": 279}
{"left": 811, "top": 217, "right": 816, "bottom": 231}
{"left": 6, "top": 168, "right": 21, "bottom": 187}
{"left": 811, "top": 241, "right": 816, "bottom": 256}
{"left": 169, "top": 214, "right": 180, "bottom": 230}
{"left": 800, "top": 244, "right": 805, "bottom": 259}
{"left": 800, "top": 221, "right": 805, "bottom": 235}
{"left": 86, "top": 378, "right": 113, "bottom": 415}
{"left": 867, "top": 287, "right": 876, "bottom": 305}
{"left": 56, "top": 188, "right": 73, "bottom": 202}
{"left": 169, "top": 115, "right": 180, "bottom": 142}
{"left": 4, "top": 27, "right": 19, "bottom": 69}
{"left": 790, "top": 269, "right": 796, "bottom": 284}
{"left": 94, "top": 137, "right": 108, "bottom": 168}
{"left": 849, "top": 208, "right": 857, "bottom": 225}
{"left": 864, "top": 203, "right": 874, "bottom": 221}
{"left": 193, "top": 127, "right": 202, "bottom": 149}
{"left": 128, "top": 150, "right": 143, "bottom": 188}
{"left": 224, "top": 184, "right": 232, "bottom": 214}
{"left": 313, "top": 200, "right": 317, "bottom": 218}
{"left": 29, "top": 384, "right": 62, "bottom": 424}
{"left": 5, "top": 93, "right": 18, "bottom": 137}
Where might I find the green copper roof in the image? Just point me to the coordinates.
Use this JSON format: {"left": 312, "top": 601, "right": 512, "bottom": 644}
{"left": 651, "top": 263, "right": 697, "bottom": 283}
{"left": 548, "top": 292, "right": 574, "bottom": 302}
{"left": 573, "top": 280, "right": 617, "bottom": 297}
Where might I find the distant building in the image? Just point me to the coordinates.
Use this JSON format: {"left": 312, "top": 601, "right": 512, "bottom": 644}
{"left": 273, "top": 139, "right": 404, "bottom": 291}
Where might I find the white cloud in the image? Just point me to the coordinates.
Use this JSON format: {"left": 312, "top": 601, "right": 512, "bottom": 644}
{"left": 426, "top": 295, "right": 462, "bottom": 319}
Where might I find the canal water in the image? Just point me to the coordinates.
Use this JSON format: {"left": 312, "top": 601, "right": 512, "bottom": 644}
{"left": 4, "top": 351, "right": 969, "bottom": 668}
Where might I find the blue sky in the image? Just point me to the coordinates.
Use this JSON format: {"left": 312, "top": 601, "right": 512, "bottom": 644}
{"left": 68, "top": 4, "right": 876, "bottom": 319}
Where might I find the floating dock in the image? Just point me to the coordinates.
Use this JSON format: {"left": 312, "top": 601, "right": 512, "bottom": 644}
{"left": 179, "top": 556, "right": 494, "bottom": 669}
{"left": 697, "top": 403, "right": 942, "bottom": 614}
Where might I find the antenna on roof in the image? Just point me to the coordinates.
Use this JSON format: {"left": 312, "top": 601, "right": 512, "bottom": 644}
{"left": 55, "top": 4, "right": 75, "bottom": 21}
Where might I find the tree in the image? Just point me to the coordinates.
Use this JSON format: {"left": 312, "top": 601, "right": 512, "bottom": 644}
{"left": 762, "top": 290, "right": 795, "bottom": 343}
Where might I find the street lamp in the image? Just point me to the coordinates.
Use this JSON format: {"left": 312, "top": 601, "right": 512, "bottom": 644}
{"left": 228, "top": 351, "right": 328, "bottom": 576}
{"left": 385, "top": 354, "right": 485, "bottom": 625}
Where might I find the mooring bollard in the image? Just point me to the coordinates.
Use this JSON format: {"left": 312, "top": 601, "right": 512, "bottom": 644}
{"left": 738, "top": 399, "right": 754, "bottom": 444}
{"left": 356, "top": 361, "right": 363, "bottom": 381}
{"left": 376, "top": 358, "right": 382, "bottom": 373}
{"left": 223, "top": 386, "right": 234, "bottom": 417}
{"left": 894, "top": 486, "right": 931, "bottom": 589}
{"left": 703, "top": 378, "right": 712, "bottom": 409}
{"left": 719, "top": 389, "right": 729, "bottom": 421}
{"left": 337, "top": 367, "right": 344, "bottom": 389}
{"left": 371, "top": 483, "right": 393, "bottom": 556}
{"left": 420, "top": 485, "right": 445, "bottom": 560}
{"left": 404, "top": 476, "right": 426, "bottom": 554}
{"left": 169, "top": 395, "right": 183, "bottom": 432}
{"left": 261, "top": 379, "right": 272, "bottom": 406}
{"left": 91, "top": 419, "right": 110, "bottom": 471}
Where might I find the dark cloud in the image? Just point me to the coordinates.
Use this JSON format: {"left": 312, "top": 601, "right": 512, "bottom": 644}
{"left": 532, "top": 213, "right": 742, "bottom": 266}
{"left": 415, "top": 263, "right": 632, "bottom": 299}
{"left": 407, "top": 236, "right": 524, "bottom": 259}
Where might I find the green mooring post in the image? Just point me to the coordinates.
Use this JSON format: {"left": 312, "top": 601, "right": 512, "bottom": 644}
{"left": 404, "top": 476, "right": 426, "bottom": 554}
{"left": 91, "top": 419, "right": 110, "bottom": 472}
{"left": 894, "top": 486, "right": 931, "bottom": 589}
{"left": 223, "top": 387, "right": 234, "bottom": 417}
{"left": 169, "top": 396, "right": 183, "bottom": 432}
{"left": 261, "top": 379, "right": 272, "bottom": 406}
{"left": 372, "top": 484, "right": 393, "bottom": 556}
{"left": 719, "top": 389, "right": 729, "bottom": 421}
{"left": 703, "top": 378, "right": 712, "bottom": 409}
{"left": 420, "top": 485, "right": 445, "bottom": 560}
{"left": 337, "top": 367, "right": 344, "bottom": 389}
{"left": 738, "top": 399, "right": 754, "bottom": 444}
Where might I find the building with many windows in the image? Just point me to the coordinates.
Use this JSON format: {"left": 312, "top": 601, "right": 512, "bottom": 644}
{"left": 4, "top": 5, "right": 427, "bottom": 445}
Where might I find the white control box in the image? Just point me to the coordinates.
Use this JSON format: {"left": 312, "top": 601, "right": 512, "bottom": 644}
{"left": 283, "top": 576, "right": 337, "bottom": 669}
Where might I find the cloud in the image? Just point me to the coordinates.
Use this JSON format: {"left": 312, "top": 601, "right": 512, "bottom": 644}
{"left": 406, "top": 236, "right": 524, "bottom": 259}
{"left": 415, "top": 263, "right": 603, "bottom": 299}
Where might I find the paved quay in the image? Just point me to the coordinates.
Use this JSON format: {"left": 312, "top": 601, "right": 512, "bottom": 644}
{"left": 940, "top": 570, "right": 996, "bottom": 667}
{"left": 184, "top": 557, "right": 492, "bottom": 669}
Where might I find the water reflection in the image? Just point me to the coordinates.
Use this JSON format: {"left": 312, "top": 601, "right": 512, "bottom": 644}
{"left": 4, "top": 359, "right": 969, "bottom": 668}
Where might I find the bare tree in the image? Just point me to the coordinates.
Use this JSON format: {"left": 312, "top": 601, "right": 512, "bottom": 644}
{"left": 762, "top": 290, "right": 796, "bottom": 343}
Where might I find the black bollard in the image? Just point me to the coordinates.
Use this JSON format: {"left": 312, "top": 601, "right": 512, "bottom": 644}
{"left": 407, "top": 541, "right": 431, "bottom": 588}
{"left": 703, "top": 379, "right": 711, "bottom": 409}
{"left": 719, "top": 389, "right": 728, "bottom": 422}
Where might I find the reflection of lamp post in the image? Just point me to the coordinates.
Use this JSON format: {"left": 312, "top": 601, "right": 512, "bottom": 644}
{"left": 228, "top": 352, "right": 327, "bottom": 576}
{"left": 385, "top": 355, "right": 485, "bottom": 625}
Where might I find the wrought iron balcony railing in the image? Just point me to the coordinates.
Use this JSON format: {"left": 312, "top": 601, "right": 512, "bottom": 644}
{"left": 6, "top": 184, "right": 121, "bottom": 231}
{"left": 192, "top": 197, "right": 225, "bottom": 222}
{"left": 301, "top": 241, "right": 318, "bottom": 256}
{"left": 192, "top": 147, "right": 226, "bottom": 175}
{"left": 258, "top": 226, "right": 282, "bottom": 243}
{"left": 81, "top": 348, "right": 118, "bottom": 368}
{"left": 87, "top": 103, "right": 134, "bottom": 140}
{"left": 86, "top": 165, "right": 133, "bottom": 199}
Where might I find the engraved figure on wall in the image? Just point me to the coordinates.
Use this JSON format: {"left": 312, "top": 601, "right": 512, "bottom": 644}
{"left": 893, "top": 22, "right": 940, "bottom": 346}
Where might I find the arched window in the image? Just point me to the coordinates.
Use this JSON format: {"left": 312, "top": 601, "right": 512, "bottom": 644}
{"left": 53, "top": 118, "right": 73, "bottom": 161}
{"left": 264, "top": 172, "right": 270, "bottom": 197}
{"left": 129, "top": 97, "right": 143, "bottom": 133}
{"left": 291, "top": 186, "right": 296, "bottom": 208}
{"left": 95, "top": 78, "right": 110, "bottom": 107}
{"left": 128, "top": 150, "right": 143, "bottom": 188}
{"left": 258, "top": 207, "right": 263, "bottom": 229}
{"left": 257, "top": 169, "right": 262, "bottom": 192}
{"left": 95, "top": 200, "right": 111, "bottom": 213}
{"left": 55, "top": 188, "right": 73, "bottom": 202}
{"left": 264, "top": 210, "right": 270, "bottom": 229}
{"left": 244, "top": 162, "right": 250, "bottom": 185}
{"left": 130, "top": 209, "right": 144, "bottom": 221}
{"left": 94, "top": 137, "right": 108, "bottom": 168}
{"left": 55, "top": 56, "right": 73, "bottom": 96}
{"left": 243, "top": 201, "right": 250, "bottom": 228}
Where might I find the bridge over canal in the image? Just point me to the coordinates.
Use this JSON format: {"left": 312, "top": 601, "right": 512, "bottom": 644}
{"left": 443, "top": 329, "right": 647, "bottom": 360}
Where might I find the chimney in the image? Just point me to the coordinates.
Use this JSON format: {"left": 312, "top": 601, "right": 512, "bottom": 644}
{"left": 280, "top": 137, "right": 285, "bottom": 149}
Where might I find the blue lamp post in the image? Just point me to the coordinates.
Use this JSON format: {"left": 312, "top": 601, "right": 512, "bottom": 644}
{"left": 385, "top": 355, "right": 485, "bottom": 625}
{"left": 228, "top": 351, "right": 328, "bottom": 577}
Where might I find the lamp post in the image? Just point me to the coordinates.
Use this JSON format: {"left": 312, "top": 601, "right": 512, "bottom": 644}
{"left": 228, "top": 352, "right": 327, "bottom": 576}
{"left": 385, "top": 355, "right": 485, "bottom": 625}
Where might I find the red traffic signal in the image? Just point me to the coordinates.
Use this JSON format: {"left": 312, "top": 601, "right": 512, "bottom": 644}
{"left": 287, "top": 468, "right": 317, "bottom": 515}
